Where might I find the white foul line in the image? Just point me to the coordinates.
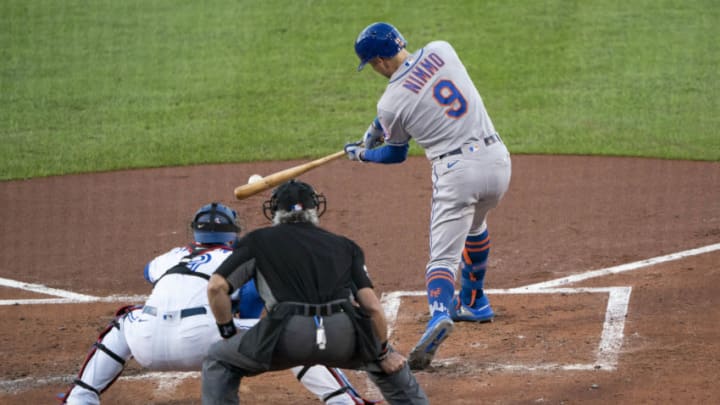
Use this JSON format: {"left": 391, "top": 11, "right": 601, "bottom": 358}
{"left": 0, "top": 294, "right": 149, "bottom": 306}
{"left": 0, "top": 371, "right": 200, "bottom": 395}
{"left": 515, "top": 242, "right": 720, "bottom": 291}
{"left": 0, "top": 276, "right": 98, "bottom": 301}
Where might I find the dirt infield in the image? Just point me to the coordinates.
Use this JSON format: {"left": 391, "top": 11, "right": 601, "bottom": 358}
{"left": 1, "top": 155, "right": 719, "bottom": 404}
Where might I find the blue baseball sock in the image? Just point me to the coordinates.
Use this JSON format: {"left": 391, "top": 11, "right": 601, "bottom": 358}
{"left": 460, "top": 230, "right": 490, "bottom": 306}
{"left": 425, "top": 267, "right": 455, "bottom": 317}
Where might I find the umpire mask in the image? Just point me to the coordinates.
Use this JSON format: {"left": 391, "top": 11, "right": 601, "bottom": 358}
{"left": 262, "top": 179, "right": 326, "bottom": 221}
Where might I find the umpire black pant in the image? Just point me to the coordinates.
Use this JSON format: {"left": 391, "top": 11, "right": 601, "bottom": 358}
{"left": 201, "top": 312, "right": 428, "bottom": 404}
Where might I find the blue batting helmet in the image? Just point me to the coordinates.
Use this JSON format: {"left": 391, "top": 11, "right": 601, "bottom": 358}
{"left": 191, "top": 202, "right": 241, "bottom": 245}
{"left": 354, "top": 22, "right": 407, "bottom": 71}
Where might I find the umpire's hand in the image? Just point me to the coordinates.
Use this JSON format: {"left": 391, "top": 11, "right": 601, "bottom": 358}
{"left": 379, "top": 351, "right": 407, "bottom": 374}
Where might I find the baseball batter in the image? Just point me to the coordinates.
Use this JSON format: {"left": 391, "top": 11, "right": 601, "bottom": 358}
{"left": 62, "top": 202, "right": 376, "bottom": 405}
{"left": 344, "top": 22, "right": 512, "bottom": 370}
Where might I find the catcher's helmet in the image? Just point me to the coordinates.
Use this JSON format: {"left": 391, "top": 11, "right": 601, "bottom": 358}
{"left": 191, "top": 202, "right": 241, "bottom": 244}
{"left": 354, "top": 22, "right": 407, "bottom": 71}
{"left": 262, "top": 179, "right": 326, "bottom": 220}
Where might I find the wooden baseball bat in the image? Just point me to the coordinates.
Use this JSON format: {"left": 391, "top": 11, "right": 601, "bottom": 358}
{"left": 233, "top": 150, "right": 346, "bottom": 200}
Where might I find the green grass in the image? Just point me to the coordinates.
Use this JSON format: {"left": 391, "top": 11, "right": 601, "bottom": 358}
{"left": 1, "top": 0, "right": 718, "bottom": 180}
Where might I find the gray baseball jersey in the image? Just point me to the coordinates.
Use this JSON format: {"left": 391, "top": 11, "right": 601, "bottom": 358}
{"left": 376, "top": 40, "right": 499, "bottom": 160}
{"left": 375, "top": 40, "right": 511, "bottom": 274}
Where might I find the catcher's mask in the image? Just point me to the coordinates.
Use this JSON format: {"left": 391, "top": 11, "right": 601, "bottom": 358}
{"left": 262, "top": 179, "right": 327, "bottom": 221}
{"left": 191, "top": 202, "right": 241, "bottom": 244}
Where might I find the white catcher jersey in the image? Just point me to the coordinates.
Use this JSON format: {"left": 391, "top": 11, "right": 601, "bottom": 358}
{"left": 64, "top": 241, "right": 371, "bottom": 405}
{"left": 143, "top": 244, "right": 234, "bottom": 310}
{"left": 377, "top": 40, "right": 499, "bottom": 159}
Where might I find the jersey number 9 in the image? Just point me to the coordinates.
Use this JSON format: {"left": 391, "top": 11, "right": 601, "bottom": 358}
{"left": 433, "top": 79, "right": 467, "bottom": 118}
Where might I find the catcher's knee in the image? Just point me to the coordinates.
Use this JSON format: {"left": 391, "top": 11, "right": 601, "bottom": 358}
{"left": 91, "top": 322, "right": 130, "bottom": 367}
{"left": 88, "top": 304, "right": 139, "bottom": 366}
{"left": 114, "top": 304, "right": 142, "bottom": 318}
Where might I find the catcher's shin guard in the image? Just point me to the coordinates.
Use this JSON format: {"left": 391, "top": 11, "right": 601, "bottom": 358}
{"left": 326, "top": 367, "right": 383, "bottom": 404}
{"left": 294, "top": 365, "right": 381, "bottom": 404}
{"left": 62, "top": 305, "right": 137, "bottom": 404}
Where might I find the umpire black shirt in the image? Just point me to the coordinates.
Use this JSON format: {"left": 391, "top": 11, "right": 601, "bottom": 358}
{"left": 215, "top": 222, "right": 373, "bottom": 306}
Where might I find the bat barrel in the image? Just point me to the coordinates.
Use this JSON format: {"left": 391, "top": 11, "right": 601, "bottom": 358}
{"left": 233, "top": 150, "right": 346, "bottom": 200}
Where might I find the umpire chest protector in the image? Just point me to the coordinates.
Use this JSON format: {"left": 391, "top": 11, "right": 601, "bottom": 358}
{"left": 247, "top": 223, "right": 357, "bottom": 303}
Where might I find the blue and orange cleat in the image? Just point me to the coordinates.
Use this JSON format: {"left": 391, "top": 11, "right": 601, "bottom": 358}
{"left": 407, "top": 313, "right": 454, "bottom": 370}
{"left": 449, "top": 294, "right": 494, "bottom": 322}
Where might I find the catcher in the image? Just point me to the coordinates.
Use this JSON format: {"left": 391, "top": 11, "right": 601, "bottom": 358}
{"left": 61, "top": 202, "right": 378, "bottom": 405}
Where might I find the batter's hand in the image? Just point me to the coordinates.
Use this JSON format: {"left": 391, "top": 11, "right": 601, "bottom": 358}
{"left": 362, "top": 117, "right": 385, "bottom": 149}
{"left": 344, "top": 141, "right": 366, "bottom": 162}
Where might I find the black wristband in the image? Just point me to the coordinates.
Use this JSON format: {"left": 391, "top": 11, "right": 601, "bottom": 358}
{"left": 377, "top": 341, "right": 391, "bottom": 362}
{"left": 217, "top": 320, "right": 237, "bottom": 339}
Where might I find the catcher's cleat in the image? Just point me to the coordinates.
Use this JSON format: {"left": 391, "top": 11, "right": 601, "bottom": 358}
{"left": 450, "top": 294, "right": 494, "bottom": 322}
{"left": 408, "top": 313, "right": 454, "bottom": 370}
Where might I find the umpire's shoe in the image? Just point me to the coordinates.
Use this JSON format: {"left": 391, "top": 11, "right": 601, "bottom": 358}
{"left": 450, "top": 294, "right": 495, "bottom": 322}
{"left": 408, "top": 313, "right": 454, "bottom": 370}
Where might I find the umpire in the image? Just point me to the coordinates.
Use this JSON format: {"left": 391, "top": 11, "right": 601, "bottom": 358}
{"left": 202, "top": 180, "right": 428, "bottom": 405}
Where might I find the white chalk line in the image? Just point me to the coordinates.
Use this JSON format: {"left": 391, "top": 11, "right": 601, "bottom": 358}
{"left": 437, "top": 359, "right": 600, "bottom": 372}
{"left": 515, "top": 242, "right": 720, "bottom": 291}
{"left": 0, "top": 371, "right": 199, "bottom": 395}
{"left": 381, "top": 286, "right": 631, "bottom": 372}
{"left": 381, "top": 242, "right": 720, "bottom": 373}
{"left": 0, "top": 294, "right": 149, "bottom": 306}
{"left": 0, "top": 276, "right": 98, "bottom": 301}
{"left": 1, "top": 242, "right": 718, "bottom": 393}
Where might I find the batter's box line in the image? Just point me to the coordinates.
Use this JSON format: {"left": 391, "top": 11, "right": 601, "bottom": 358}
{"left": 381, "top": 286, "right": 631, "bottom": 372}
{"left": 380, "top": 241, "right": 720, "bottom": 372}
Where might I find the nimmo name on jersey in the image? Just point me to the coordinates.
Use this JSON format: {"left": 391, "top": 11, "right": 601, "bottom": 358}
{"left": 402, "top": 52, "right": 446, "bottom": 94}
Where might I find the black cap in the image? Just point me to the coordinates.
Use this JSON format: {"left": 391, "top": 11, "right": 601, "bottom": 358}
{"left": 273, "top": 180, "right": 318, "bottom": 212}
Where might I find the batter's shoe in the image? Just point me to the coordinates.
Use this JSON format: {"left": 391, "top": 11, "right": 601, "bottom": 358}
{"left": 407, "top": 313, "right": 454, "bottom": 370}
{"left": 450, "top": 294, "right": 495, "bottom": 322}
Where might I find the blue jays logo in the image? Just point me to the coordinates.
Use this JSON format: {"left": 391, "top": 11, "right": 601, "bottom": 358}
{"left": 188, "top": 254, "right": 211, "bottom": 271}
